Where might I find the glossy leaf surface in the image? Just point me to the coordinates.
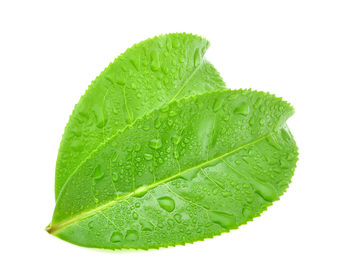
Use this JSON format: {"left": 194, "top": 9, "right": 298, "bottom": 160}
{"left": 55, "top": 33, "right": 225, "bottom": 200}
{"left": 48, "top": 89, "right": 298, "bottom": 249}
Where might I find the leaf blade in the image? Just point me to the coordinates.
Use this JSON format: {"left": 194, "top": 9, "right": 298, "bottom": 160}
{"left": 55, "top": 33, "right": 225, "bottom": 200}
{"left": 49, "top": 89, "right": 298, "bottom": 249}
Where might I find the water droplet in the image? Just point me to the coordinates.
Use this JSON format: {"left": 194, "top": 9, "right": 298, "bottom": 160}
{"left": 222, "top": 190, "right": 232, "bottom": 197}
{"left": 161, "top": 105, "right": 169, "bottom": 112}
{"left": 242, "top": 207, "right": 254, "bottom": 218}
{"left": 169, "top": 110, "right": 177, "bottom": 117}
{"left": 93, "top": 165, "right": 104, "bottom": 180}
{"left": 172, "top": 38, "right": 180, "bottom": 48}
{"left": 174, "top": 214, "right": 182, "bottom": 223}
{"left": 130, "top": 56, "right": 140, "bottom": 71}
{"left": 135, "top": 202, "right": 141, "bottom": 208}
{"left": 116, "top": 78, "right": 125, "bottom": 85}
{"left": 280, "top": 126, "right": 292, "bottom": 141}
{"left": 88, "top": 221, "right": 94, "bottom": 230}
{"left": 167, "top": 219, "right": 175, "bottom": 226}
{"left": 252, "top": 181, "right": 277, "bottom": 201}
{"left": 166, "top": 38, "right": 172, "bottom": 51}
{"left": 112, "top": 172, "right": 118, "bottom": 182}
{"left": 149, "top": 138, "right": 162, "bottom": 149}
{"left": 125, "top": 230, "right": 139, "bottom": 241}
{"left": 181, "top": 168, "right": 200, "bottom": 181}
{"left": 132, "top": 212, "right": 139, "bottom": 220}
{"left": 213, "top": 96, "right": 225, "bottom": 112}
{"left": 150, "top": 50, "right": 160, "bottom": 71}
{"left": 234, "top": 102, "right": 250, "bottom": 116}
{"left": 209, "top": 211, "right": 236, "bottom": 229}
{"left": 154, "top": 117, "right": 161, "bottom": 129}
{"left": 140, "top": 220, "right": 153, "bottom": 231}
{"left": 134, "top": 143, "right": 141, "bottom": 151}
{"left": 157, "top": 196, "right": 175, "bottom": 212}
{"left": 71, "top": 141, "right": 83, "bottom": 152}
{"left": 144, "top": 153, "right": 153, "bottom": 160}
{"left": 171, "top": 135, "right": 181, "bottom": 144}
{"left": 194, "top": 48, "right": 201, "bottom": 67}
{"left": 110, "top": 231, "right": 123, "bottom": 243}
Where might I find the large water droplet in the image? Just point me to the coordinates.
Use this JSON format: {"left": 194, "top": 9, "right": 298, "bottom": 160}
{"left": 194, "top": 48, "right": 201, "bottom": 67}
{"left": 110, "top": 231, "right": 123, "bottom": 243}
{"left": 144, "top": 153, "right": 153, "bottom": 160}
{"left": 154, "top": 117, "right": 161, "bottom": 129}
{"left": 150, "top": 50, "right": 160, "bottom": 71}
{"left": 93, "top": 165, "right": 104, "bottom": 180}
{"left": 234, "top": 102, "right": 250, "bottom": 116}
{"left": 252, "top": 181, "right": 277, "bottom": 202}
{"left": 181, "top": 168, "right": 200, "bottom": 181}
{"left": 140, "top": 220, "right": 154, "bottom": 231}
{"left": 213, "top": 96, "right": 225, "bottom": 112}
{"left": 157, "top": 196, "right": 175, "bottom": 212}
{"left": 149, "top": 138, "right": 162, "bottom": 149}
{"left": 209, "top": 211, "right": 236, "bottom": 229}
{"left": 130, "top": 56, "right": 140, "bottom": 71}
{"left": 125, "top": 230, "right": 139, "bottom": 241}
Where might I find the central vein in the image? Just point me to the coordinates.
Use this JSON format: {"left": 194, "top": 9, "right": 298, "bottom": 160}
{"left": 47, "top": 134, "right": 269, "bottom": 234}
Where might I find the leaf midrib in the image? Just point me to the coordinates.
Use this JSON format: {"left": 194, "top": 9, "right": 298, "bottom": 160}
{"left": 56, "top": 60, "right": 206, "bottom": 203}
{"left": 48, "top": 133, "right": 269, "bottom": 234}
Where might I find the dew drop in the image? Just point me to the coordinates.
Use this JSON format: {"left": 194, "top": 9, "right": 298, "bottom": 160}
{"left": 242, "top": 207, "right": 254, "bottom": 218}
{"left": 140, "top": 220, "right": 153, "bottom": 231}
{"left": 280, "top": 126, "right": 292, "bottom": 141}
{"left": 174, "top": 214, "right": 182, "bottom": 223}
{"left": 209, "top": 211, "right": 236, "bottom": 229}
{"left": 194, "top": 48, "right": 201, "bottom": 67}
{"left": 144, "top": 153, "right": 153, "bottom": 160}
{"left": 166, "top": 38, "right": 172, "bottom": 51}
{"left": 134, "top": 143, "right": 141, "bottom": 151}
{"left": 213, "top": 96, "right": 225, "bottom": 112}
{"left": 110, "top": 231, "right": 123, "bottom": 243}
{"left": 234, "top": 102, "right": 250, "bottom": 116}
{"left": 88, "top": 221, "right": 94, "bottom": 230}
{"left": 171, "top": 135, "right": 181, "bottom": 145}
{"left": 157, "top": 196, "right": 175, "bottom": 212}
{"left": 252, "top": 181, "right": 277, "bottom": 202}
{"left": 149, "top": 138, "right": 162, "bottom": 149}
{"left": 132, "top": 212, "right": 139, "bottom": 220}
{"left": 167, "top": 219, "right": 175, "bottom": 226}
{"left": 93, "top": 165, "right": 104, "bottom": 180}
{"left": 125, "top": 230, "right": 139, "bottom": 241}
{"left": 169, "top": 110, "right": 177, "bottom": 117}
{"left": 154, "top": 117, "right": 161, "bottom": 129}
{"left": 150, "top": 50, "right": 160, "bottom": 71}
{"left": 172, "top": 38, "right": 180, "bottom": 48}
{"left": 112, "top": 172, "right": 118, "bottom": 182}
{"left": 130, "top": 57, "right": 140, "bottom": 71}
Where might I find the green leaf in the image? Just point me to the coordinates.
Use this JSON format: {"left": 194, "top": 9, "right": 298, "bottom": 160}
{"left": 55, "top": 33, "right": 225, "bottom": 200}
{"left": 47, "top": 89, "right": 298, "bottom": 249}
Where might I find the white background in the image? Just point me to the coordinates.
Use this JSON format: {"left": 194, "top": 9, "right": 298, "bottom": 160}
{"left": 1, "top": 0, "right": 349, "bottom": 275}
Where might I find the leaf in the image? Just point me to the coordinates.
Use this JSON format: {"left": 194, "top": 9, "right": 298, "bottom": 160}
{"left": 55, "top": 33, "right": 225, "bottom": 200}
{"left": 47, "top": 89, "right": 298, "bottom": 249}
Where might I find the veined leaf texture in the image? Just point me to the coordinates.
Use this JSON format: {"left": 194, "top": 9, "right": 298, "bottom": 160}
{"left": 47, "top": 33, "right": 298, "bottom": 250}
